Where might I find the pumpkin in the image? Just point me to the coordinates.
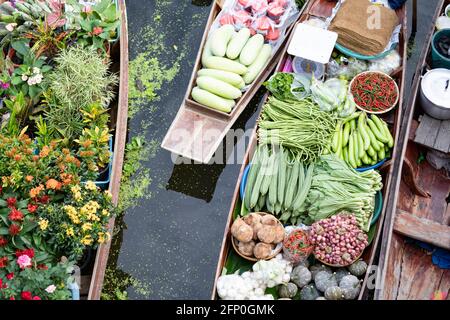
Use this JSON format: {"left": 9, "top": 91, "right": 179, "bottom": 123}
{"left": 316, "top": 297, "right": 326, "bottom": 300}
{"left": 278, "top": 282, "right": 298, "bottom": 299}
{"left": 339, "top": 275, "right": 361, "bottom": 300}
{"left": 314, "top": 270, "right": 338, "bottom": 292}
{"left": 298, "top": 259, "right": 310, "bottom": 269}
{"left": 310, "top": 264, "right": 332, "bottom": 279}
{"left": 300, "top": 284, "right": 320, "bottom": 300}
{"left": 291, "top": 265, "right": 312, "bottom": 288}
{"left": 335, "top": 268, "right": 351, "bottom": 283}
{"left": 324, "top": 286, "right": 344, "bottom": 300}
{"left": 348, "top": 260, "right": 368, "bottom": 277}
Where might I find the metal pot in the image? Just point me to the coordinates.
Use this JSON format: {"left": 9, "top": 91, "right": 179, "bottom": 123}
{"left": 420, "top": 68, "right": 450, "bottom": 120}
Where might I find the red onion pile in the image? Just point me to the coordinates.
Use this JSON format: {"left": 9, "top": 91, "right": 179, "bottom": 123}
{"left": 310, "top": 214, "right": 369, "bottom": 266}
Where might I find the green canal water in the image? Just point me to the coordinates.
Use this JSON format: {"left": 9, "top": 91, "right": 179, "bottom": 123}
{"left": 101, "top": 0, "right": 442, "bottom": 299}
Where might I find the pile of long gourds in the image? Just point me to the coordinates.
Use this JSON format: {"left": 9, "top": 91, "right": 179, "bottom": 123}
{"left": 243, "top": 145, "right": 314, "bottom": 225}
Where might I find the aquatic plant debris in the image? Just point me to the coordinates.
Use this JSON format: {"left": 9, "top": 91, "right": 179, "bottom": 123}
{"left": 102, "top": 0, "right": 206, "bottom": 299}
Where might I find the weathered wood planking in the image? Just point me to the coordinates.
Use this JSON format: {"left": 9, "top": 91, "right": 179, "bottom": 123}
{"left": 394, "top": 210, "right": 450, "bottom": 250}
{"left": 414, "top": 114, "right": 450, "bottom": 153}
{"left": 374, "top": 0, "right": 447, "bottom": 300}
{"left": 88, "top": 0, "right": 129, "bottom": 300}
{"left": 435, "top": 120, "right": 450, "bottom": 153}
{"left": 384, "top": 234, "right": 450, "bottom": 300}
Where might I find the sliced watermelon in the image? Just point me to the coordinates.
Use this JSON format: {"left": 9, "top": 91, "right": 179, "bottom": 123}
{"left": 267, "top": 2, "right": 285, "bottom": 20}
{"left": 256, "top": 15, "right": 272, "bottom": 31}
{"left": 237, "top": 0, "right": 250, "bottom": 7}
{"left": 265, "top": 27, "right": 280, "bottom": 41}
{"left": 220, "top": 13, "right": 235, "bottom": 26}
{"left": 251, "top": 0, "right": 269, "bottom": 15}
{"left": 233, "top": 10, "right": 253, "bottom": 25}
{"left": 275, "top": 0, "right": 289, "bottom": 8}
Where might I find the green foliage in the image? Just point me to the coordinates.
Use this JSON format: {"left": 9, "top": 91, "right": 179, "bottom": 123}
{"left": 0, "top": 258, "right": 74, "bottom": 300}
{"left": 46, "top": 45, "right": 118, "bottom": 110}
{"left": 38, "top": 182, "right": 114, "bottom": 261}
{"left": 65, "top": 0, "right": 120, "bottom": 53}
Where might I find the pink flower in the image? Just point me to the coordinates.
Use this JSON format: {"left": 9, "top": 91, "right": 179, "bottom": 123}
{"left": 17, "top": 254, "right": 32, "bottom": 269}
{"left": 32, "top": 296, "right": 41, "bottom": 300}
{"left": 93, "top": 26, "right": 103, "bottom": 36}
{"left": 45, "top": 285, "right": 56, "bottom": 294}
{"left": 82, "top": 5, "right": 92, "bottom": 13}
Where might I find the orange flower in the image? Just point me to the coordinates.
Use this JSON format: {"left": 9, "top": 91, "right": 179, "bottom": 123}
{"left": 62, "top": 148, "right": 70, "bottom": 155}
{"left": 25, "top": 176, "right": 34, "bottom": 183}
{"left": 14, "top": 154, "right": 22, "bottom": 162}
{"left": 81, "top": 140, "right": 92, "bottom": 148}
{"left": 39, "top": 146, "right": 50, "bottom": 158}
{"left": 60, "top": 173, "right": 73, "bottom": 185}
{"left": 32, "top": 155, "right": 39, "bottom": 162}
{"left": 29, "top": 185, "right": 44, "bottom": 198}
{"left": 46, "top": 179, "right": 61, "bottom": 190}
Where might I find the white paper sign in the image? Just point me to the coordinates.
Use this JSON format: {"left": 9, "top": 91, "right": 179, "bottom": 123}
{"left": 287, "top": 23, "right": 338, "bottom": 64}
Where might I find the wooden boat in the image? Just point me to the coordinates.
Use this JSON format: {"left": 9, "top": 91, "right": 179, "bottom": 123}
{"left": 86, "top": 0, "right": 129, "bottom": 300}
{"left": 161, "top": 0, "right": 305, "bottom": 164}
{"left": 212, "top": 0, "right": 408, "bottom": 300}
{"left": 375, "top": 0, "right": 450, "bottom": 300}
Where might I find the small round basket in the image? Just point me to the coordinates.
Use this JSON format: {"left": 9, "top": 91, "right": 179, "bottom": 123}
{"left": 315, "top": 252, "right": 364, "bottom": 268}
{"left": 349, "top": 71, "right": 399, "bottom": 114}
{"left": 231, "top": 212, "right": 284, "bottom": 262}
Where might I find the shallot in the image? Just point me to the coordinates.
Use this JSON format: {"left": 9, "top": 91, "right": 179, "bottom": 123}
{"left": 310, "top": 213, "right": 368, "bottom": 266}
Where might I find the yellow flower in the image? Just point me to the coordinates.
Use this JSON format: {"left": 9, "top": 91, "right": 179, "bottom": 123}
{"left": 85, "top": 181, "right": 97, "bottom": 191}
{"left": 102, "top": 209, "right": 109, "bottom": 217}
{"left": 66, "top": 227, "right": 75, "bottom": 237}
{"left": 71, "top": 185, "right": 83, "bottom": 201}
{"left": 80, "top": 235, "right": 93, "bottom": 246}
{"left": 74, "top": 191, "right": 82, "bottom": 201}
{"left": 97, "top": 232, "right": 110, "bottom": 244}
{"left": 71, "top": 185, "right": 81, "bottom": 194}
{"left": 64, "top": 205, "right": 80, "bottom": 224}
{"left": 104, "top": 190, "right": 112, "bottom": 199}
{"left": 38, "top": 219, "right": 49, "bottom": 231}
{"left": 82, "top": 223, "right": 92, "bottom": 232}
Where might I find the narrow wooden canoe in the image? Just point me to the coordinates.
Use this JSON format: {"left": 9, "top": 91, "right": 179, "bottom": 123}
{"left": 87, "top": 0, "right": 129, "bottom": 300}
{"left": 161, "top": 0, "right": 305, "bottom": 164}
{"left": 212, "top": 0, "right": 408, "bottom": 300}
{"left": 375, "top": 0, "right": 450, "bottom": 300}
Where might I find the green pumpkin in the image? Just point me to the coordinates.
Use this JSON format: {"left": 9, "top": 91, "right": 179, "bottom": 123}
{"left": 310, "top": 264, "right": 332, "bottom": 280}
{"left": 314, "top": 270, "right": 338, "bottom": 292}
{"left": 348, "top": 260, "right": 368, "bottom": 277}
{"left": 300, "top": 284, "right": 320, "bottom": 300}
{"left": 339, "top": 275, "right": 361, "bottom": 300}
{"left": 325, "top": 286, "right": 344, "bottom": 300}
{"left": 291, "top": 265, "right": 312, "bottom": 288}
{"left": 335, "top": 268, "right": 351, "bottom": 283}
{"left": 278, "top": 283, "right": 298, "bottom": 299}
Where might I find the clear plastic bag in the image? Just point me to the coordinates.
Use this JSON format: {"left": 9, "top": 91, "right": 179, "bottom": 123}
{"left": 282, "top": 225, "right": 314, "bottom": 265}
{"left": 210, "top": 0, "right": 300, "bottom": 58}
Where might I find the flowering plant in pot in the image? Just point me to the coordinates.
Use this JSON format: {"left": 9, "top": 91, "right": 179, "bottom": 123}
{"left": 7, "top": 39, "right": 52, "bottom": 104}
{"left": 76, "top": 126, "right": 112, "bottom": 182}
{"left": 0, "top": 253, "right": 74, "bottom": 300}
{"left": 37, "top": 181, "right": 114, "bottom": 261}
{"left": 64, "top": 0, "right": 120, "bottom": 54}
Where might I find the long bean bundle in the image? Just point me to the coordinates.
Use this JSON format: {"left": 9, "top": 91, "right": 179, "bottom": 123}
{"left": 306, "top": 154, "right": 382, "bottom": 232}
{"left": 258, "top": 97, "right": 337, "bottom": 164}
